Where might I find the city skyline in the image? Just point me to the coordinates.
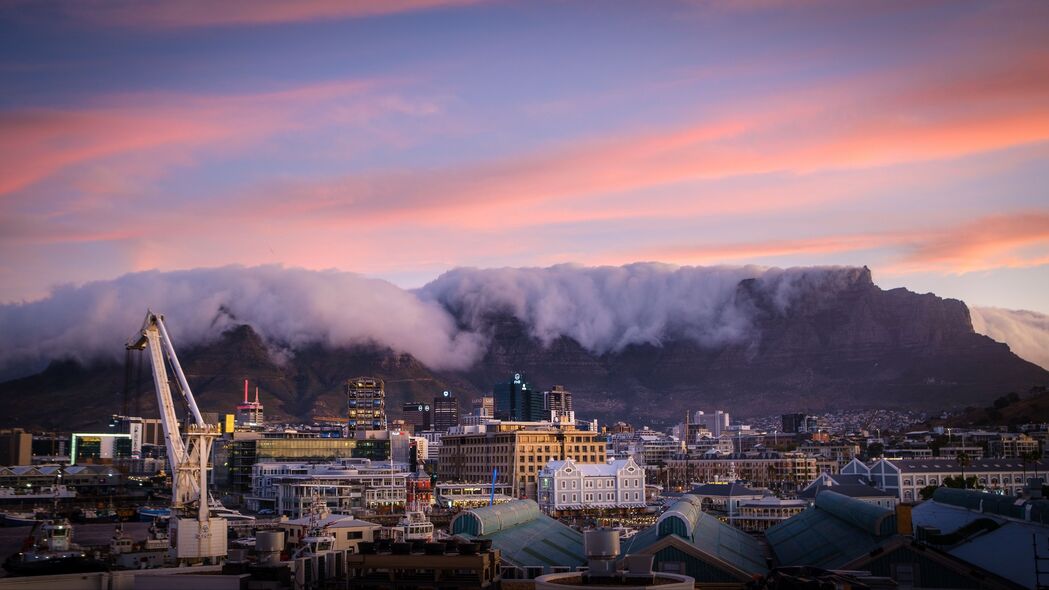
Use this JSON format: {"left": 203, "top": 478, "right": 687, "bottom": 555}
{"left": 1, "top": 0, "right": 1047, "bottom": 318}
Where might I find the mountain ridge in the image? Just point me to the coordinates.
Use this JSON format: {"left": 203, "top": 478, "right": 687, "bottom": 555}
{"left": 1, "top": 267, "right": 1046, "bottom": 430}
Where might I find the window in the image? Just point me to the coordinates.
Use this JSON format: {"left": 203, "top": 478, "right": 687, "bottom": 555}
{"left": 661, "top": 562, "right": 684, "bottom": 574}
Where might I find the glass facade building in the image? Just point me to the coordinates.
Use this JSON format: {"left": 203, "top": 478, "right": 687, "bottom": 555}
{"left": 493, "top": 373, "right": 545, "bottom": 422}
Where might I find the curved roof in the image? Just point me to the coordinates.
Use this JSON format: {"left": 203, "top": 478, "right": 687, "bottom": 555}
{"left": 657, "top": 495, "right": 704, "bottom": 538}
{"left": 814, "top": 490, "right": 895, "bottom": 536}
{"left": 450, "top": 499, "right": 541, "bottom": 536}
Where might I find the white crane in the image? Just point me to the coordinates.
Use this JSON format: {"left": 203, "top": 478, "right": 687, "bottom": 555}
{"left": 128, "top": 311, "right": 226, "bottom": 563}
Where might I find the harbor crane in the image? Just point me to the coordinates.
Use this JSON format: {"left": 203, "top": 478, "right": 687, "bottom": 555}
{"left": 128, "top": 311, "right": 226, "bottom": 563}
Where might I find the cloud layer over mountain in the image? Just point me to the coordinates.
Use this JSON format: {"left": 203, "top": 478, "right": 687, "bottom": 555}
{"left": 2, "top": 263, "right": 1045, "bottom": 381}
{"left": 971, "top": 307, "right": 1049, "bottom": 371}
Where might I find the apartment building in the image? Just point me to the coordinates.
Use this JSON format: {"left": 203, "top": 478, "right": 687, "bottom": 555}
{"left": 665, "top": 452, "right": 819, "bottom": 490}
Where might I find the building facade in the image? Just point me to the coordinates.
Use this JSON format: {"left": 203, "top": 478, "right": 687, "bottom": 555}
{"left": 544, "top": 385, "right": 573, "bottom": 420}
{"left": 844, "top": 457, "right": 1049, "bottom": 502}
{"left": 346, "top": 377, "right": 386, "bottom": 431}
{"left": 665, "top": 452, "right": 819, "bottom": 490}
{"left": 248, "top": 459, "right": 410, "bottom": 516}
{"left": 439, "top": 421, "right": 608, "bottom": 499}
{"left": 537, "top": 456, "right": 646, "bottom": 513}
{"left": 432, "top": 391, "right": 460, "bottom": 431}
{"left": 493, "top": 373, "right": 544, "bottom": 422}
{"left": 402, "top": 402, "right": 432, "bottom": 431}
{"left": 0, "top": 429, "right": 33, "bottom": 466}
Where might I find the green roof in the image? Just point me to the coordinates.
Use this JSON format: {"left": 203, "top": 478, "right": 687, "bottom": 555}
{"left": 451, "top": 499, "right": 585, "bottom": 569}
{"left": 766, "top": 490, "right": 896, "bottom": 569}
{"left": 632, "top": 494, "right": 767, "bottom": 576}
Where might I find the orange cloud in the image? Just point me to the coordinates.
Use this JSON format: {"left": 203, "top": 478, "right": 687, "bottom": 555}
{"left": 633, "top": 213, "right": 1049, "bottom": 274}
{"left": 217, "top": 34, "right": 1049, "bottom": 233}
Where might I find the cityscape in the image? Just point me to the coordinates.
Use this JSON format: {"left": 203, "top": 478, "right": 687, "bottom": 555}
{"left": 1, "top": 1, "right": 1048, "bottom": 590}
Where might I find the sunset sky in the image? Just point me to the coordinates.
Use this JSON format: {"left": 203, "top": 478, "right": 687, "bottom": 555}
{"left": 2, "top": 0, "right": 1047, "bottom": 312}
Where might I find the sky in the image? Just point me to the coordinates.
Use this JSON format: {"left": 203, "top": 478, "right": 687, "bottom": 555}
{"left": 1, "top": 0, "right": 1047, "bottom": 312}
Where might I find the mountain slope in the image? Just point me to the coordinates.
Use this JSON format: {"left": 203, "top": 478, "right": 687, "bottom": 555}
{"left": 1, "top": 269, "right": 1045, "bottom": 429}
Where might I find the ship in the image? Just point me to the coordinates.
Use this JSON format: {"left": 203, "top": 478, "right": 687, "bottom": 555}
{"left": 73, "top": 507, "right": 121, "bottom": 523}
{"left": 381, "top": 510, "right": 435, "bottom": 543}
{"left": 1, "top": 509, "right": 49, "bottom": 527}
{"left": 136, "top": 506, "right": 171, "bottom": 521}
{"left": 2, "top": 519, "right": 106, "bottom": 576}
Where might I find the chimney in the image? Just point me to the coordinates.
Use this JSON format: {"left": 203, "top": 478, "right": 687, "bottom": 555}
{"left": 244, "top": 379, "right": 249, "bottom": 403}
{"left": 583, "top": 529, "right": 620, "bottom": 579}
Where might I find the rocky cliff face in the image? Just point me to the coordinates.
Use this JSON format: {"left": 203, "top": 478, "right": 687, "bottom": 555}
{"left": 1, "top": 269, "right": 1045, "bottom": 429}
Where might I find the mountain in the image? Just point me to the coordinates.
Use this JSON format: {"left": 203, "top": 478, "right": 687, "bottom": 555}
{"left": 1, "top": 267, "right": 1045, "bottom": 430}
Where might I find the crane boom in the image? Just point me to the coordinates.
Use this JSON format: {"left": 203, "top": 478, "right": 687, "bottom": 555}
{"left": 127, "top": 311, "right": 225, "bottom": 563}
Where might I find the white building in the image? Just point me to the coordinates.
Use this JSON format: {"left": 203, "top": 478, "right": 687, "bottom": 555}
{"left": 247, "top": 459, "right": 410, "bottom": 516}
{"left": 278, "top": 511, "right": 381, "bottom": 553}
{"left": 537, "top": 457, "right": 646, "bottom": 513}
{"left": 843, "top": 457, "right": 1049, "bottom": 503}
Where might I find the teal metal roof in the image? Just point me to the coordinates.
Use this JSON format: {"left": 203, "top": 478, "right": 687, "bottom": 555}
{"left": 814, "top": 489, "right": 896, "bottom": 535}
{"left": 452, "top": 499, "right": 584, "bottom": 569}
{"left": 766, "top": 490, "right": 895, "bottom": 569}
{"left": 450, "top": 499, "right": 542, "bottom": 536}
{"left": 636, "top": 494, "right": 767, "bottom": 576}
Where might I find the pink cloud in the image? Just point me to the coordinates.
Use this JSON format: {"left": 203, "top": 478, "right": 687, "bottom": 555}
{"left": 634, "top": 213, "right": 1049, "bottom": 274}
{"left": 0, "top": 79, "right": 418, "bottom": 198}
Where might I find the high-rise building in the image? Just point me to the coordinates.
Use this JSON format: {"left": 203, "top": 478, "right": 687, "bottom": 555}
{"left": 493, "top": 372, "right": 544, "bottom": 422}
{"left": 402, "top": 402, "right": 432, "bottom": 431}
{"left": 544, "top": 385, "right": 573, "bottom": 419}
{"left": 237, "top": 380, "right": 265, "bottom": 427}
{"left": 432, "top": 390, "right": 460, "bottom": 431}
{"left": 781, "top": 413, "right": 806, "bottom": 434}
{"left": 0, "top": 428, "right": 32, "bottom": 465}
{"left": 346, "top": 377, "right": 386, "bottom": 431}
{"left": 471, "top": 396, "right": 495, "bottom": 418}
{"left": 694, "top": 410, "right": 730, "bottom": 437}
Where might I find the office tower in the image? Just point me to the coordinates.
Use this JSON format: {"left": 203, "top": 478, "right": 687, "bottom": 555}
{"left": 432, "top": 390, "right": 460, "bottom": 431}
{"left": 781, "top": 413, "right": 807, "bottom": 434}
{"left": 402, "top": 402, "right": 432, "bottom": 430}
{"left": 694, "top": 410, "right": 730, "bottom": 437}
{"left": 471, "top": 396, "right": 495, "bottom": 417}
{"left": 544, "top": 385, "right": 573, "bottom": 419}
{"left": 0, "top": 428, "right": 32, "bottom": 465}
{"left": 346, "top": 377, "right": 386, "bottom": 431}
{"left": 493, "top": 372, "right": 544, "bottom": 422}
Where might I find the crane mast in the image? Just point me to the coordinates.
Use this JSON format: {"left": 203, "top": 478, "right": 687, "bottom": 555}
{"left": 128, "top": 311, "right": 226, "bottom": 563}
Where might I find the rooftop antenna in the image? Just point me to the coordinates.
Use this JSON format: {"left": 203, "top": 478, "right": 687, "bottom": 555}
{"left": 243, "top": 379, "right": 249, "bottom": 404}
{"left": 254, "top": 386, "right": 259, "bottom": 404}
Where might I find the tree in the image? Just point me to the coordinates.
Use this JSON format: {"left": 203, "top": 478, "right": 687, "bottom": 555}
{"left": 942, "top": 475, "right": 981, "bottom": 490}
{"left": 919, "top": 485, "right": 940, "bottom": 500}
{"left": 866, "top": 442, "right": 884, "bottom": 459}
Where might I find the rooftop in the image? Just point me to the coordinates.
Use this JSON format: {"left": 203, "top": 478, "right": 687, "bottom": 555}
{"left": 765, "top": 490, "right": 896, "bottom": 569}
{"left": 450, "top": 500, "right": 585, "bottom": 568}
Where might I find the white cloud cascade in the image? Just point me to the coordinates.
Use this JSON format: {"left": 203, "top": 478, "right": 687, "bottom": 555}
{"left": 419, "top": 263, "right": 869, "bottom": 352}
{"left": 0, "top": 265, "right": 485, "bottom": 379}
{"left": 1, "top": 263, "right": 1044, "bottom": 381}
{"left": 971, "top": 307, "right": 1049, "bottom": 371}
